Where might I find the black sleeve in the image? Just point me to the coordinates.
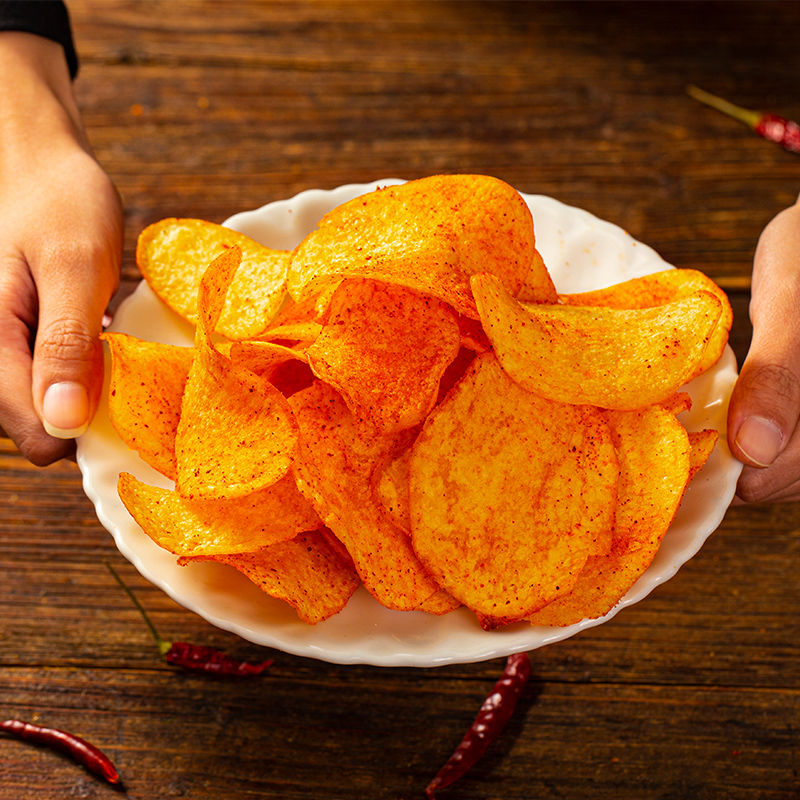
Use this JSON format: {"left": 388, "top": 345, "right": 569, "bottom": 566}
{"left": 0, "top": 1, "right": 78, "bottom": 78}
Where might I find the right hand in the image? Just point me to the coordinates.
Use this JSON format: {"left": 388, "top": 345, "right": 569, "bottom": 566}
{"left": 0, "top": 32, "right": 122, "bottom": 465}
{"left": 727, "top": 195, "right": 800, "bottom": 502}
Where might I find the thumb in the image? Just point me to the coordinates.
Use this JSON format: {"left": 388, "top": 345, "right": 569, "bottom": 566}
{"left": 728, "top": 200, "right": 800, "bottom": 468}
{"left": 31, "top": 253, "right": 115, "bottom": 440}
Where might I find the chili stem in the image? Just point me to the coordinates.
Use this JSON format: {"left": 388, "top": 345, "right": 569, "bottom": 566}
{"left": 105, "top": 562, "right": 171, "bottom": 656}
{"left": 686, "top": 85, "right": 761, "bottom": 128}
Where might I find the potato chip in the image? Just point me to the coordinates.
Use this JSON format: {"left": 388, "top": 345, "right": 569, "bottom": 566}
{"left": 288, "top": 175, "right": 536, "bottom": 318}
{"left": 103, "top": 333, "right": 193, "bottom": 480}
{"left": 373, "top": 443, "right": 413, "bottom": 533}
{"left": 229, "top": 340, "right": 307, "bottom": 376}
{"left": 688, "top": 429, "right": 719, "bottom": 481}
{"left": 472, "top": 272, "right": 723, "bottom": 410}
{"left": 117, "top": 472, "right": 320, "bottom": 557}
{"left": 418, "top": 588, "right": 462, "bottom": 616}
{"left": 515, "top": 246, "right": 558, "bottom": 304}
{"left": 559, "top": 268, "right": 733, "bottom": 375}
{"left": 182, "top": 529, "right": 360, "bottom": 624}
{"left": 289, "top": 380, "right": 442, "bottom": 611}
{"left": 409, "top": 353, "right": 618, "bottom": 622}
{"left": 660, "top": 392, "right": 692, "bottom": 416}
{"left": 175, "top": 248, "right": 298, "bottom": 498}
{"left": 457, "top": 315, "right": 491, "bottom": 354}
{"left": 528, "top": 404, "right": 691, "bottom": 627}
{"left": 136, "top": 217, "right": 290, "bottom": 340}
{"left": 306, "top": 279, "right": 461, "bottom": 435}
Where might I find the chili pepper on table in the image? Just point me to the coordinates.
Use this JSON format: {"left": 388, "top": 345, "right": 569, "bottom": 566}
{"left": 687, "top": 85, "right": 800, "bottom": 154}
{"left": 425, "top": 652, "right": 531, "bottom": 799}
{"left": 0, "top": 719, "right": 121, "bottom": 785}
{"left": 106, "top": 562, "right": 273, "bottom": 676}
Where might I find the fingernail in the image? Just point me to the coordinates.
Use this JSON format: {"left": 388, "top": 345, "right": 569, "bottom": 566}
{"left": 42, "top": 381, "right": 90, "bottom": 439}
{"left": 735, "top": 415, "right": 784, "bottom": 467}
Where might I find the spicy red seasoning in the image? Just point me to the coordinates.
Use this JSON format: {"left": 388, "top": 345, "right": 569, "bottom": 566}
{"left": 425, "top": 652, "right": 531, "bottom": 798}
{"left": 688, "top": 85, "right": 800, "bottom": 154}
{"left": 0, "top": 719, "right": 121, "bottom": 784}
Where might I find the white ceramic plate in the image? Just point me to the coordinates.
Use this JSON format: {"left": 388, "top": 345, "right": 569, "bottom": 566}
{"left": 77, "top": 180, "right": 742, "bottom": 667}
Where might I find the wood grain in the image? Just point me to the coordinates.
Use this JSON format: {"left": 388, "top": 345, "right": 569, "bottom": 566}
{"left": 1, "top": 2, "right": 799, "bottom": 798}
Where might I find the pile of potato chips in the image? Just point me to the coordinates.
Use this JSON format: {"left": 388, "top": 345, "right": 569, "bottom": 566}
{"left": 106, "top": 174, "right": 732, "bottom": 628}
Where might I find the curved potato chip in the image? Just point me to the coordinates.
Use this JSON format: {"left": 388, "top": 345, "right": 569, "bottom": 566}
{"left": 688, "top": 429, "right": 719, "bottom": 481}
{"left": 306, "top": 279, "right": 460, "bottom": 435}
{"left": 516, "top": 246, "right": 558, "bottom": 304}
{"left": 288, "top": 175, "right": 536, "bottom": 318}
{"left": 175, "top": 248, "right": 298, "bottom": 498}
{"left": 289, "top": 381, "right": 441, "bottom": 611}
{"left": 559, "top": 268, "right": 733, "bottom": 375}
{"left": 136, "top": 217, "right": 289, "bottom": 340}
{"left": 182, "top": 529, "right": 360, "bottom": 624}
{"left": 472, "top": 272, "right": 723, "bottom": 410}
{"left": 103, "top": 333, "right": 193, "bottom": 480}
{"left": 118, "top": 472, "right": 320, "bottom": 557}
{"left": 409, "top": 353, "right": 618, "bottom": 622}
{"left": 529, "top": 404, "right": 691, "bottom": 627}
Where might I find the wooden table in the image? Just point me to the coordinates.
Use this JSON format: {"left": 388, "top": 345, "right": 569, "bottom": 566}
{"left": 2, "top": 2, "right": 799, "bottom": 797}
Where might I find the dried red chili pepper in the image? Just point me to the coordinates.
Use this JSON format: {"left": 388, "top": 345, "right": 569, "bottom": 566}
{"left": 688, "top": 85, "right": 800, "bottom": 154}
{"left": 106, "top": 563, "right": 273, "bottom": 676}
{"left": 0, "top": 719, "right": 120, "bottom": 784}
{"left": 425, "top": 652, "right": 531, "bottom": 799}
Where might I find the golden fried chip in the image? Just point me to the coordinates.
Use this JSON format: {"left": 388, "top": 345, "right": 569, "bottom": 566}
{"left": 409, "top": 353, "right": 618, "bottom": 622}
{"left": 688, "top": 429, "right": 719, "bottom": 481}
{"left": 559, "top": 268, "right": 733, "bottom": 375}
{"left": 118, "top": 472, "right": 320, "bottom": 557}
{"left": 289, "top": 381, "right": 442, "bottom": 611}
{"left": 306, "top": 279, "right": 460, "bottom": 434}
{"left": 529, "top": 404, "right": 691, "bottom": 627}
{"left": 103, "top": 333, "right": 193, "bottom": 480}
{"left": 373, "top": 444, "right": 413, "bottom": 533}
{"left": 515, "top": 247, "right": 558, "bottom": 303}
{"left": 472, "top": 272, "right": 723, "bottom": 410}
{"left": 136, "top": 217, "right": 290, "bottom": 340}
{"left": 175, "top": 248, "right": 298, "bottom": 498}
{"left": 457, "top": 315, "right": 491, "bottom": 354}
{"left": 182, "top": 529, "right": 360, "bottom": 624}
{"left": 418, "top": 588, "right": 461, "bottom": 616}
{"left": 660, "top": 392, "right": 692, "bottom": 416}
{"left": 288, "top": 175, "right": 536, "bottom": 318}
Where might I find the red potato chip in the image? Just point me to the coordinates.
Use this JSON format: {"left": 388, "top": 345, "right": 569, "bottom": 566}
{"left": 288, "top": 380, "right": 442, "bottom": 611}
{"left": 117, "top": 472, "right": 321, "bottom": 557}
{"left": 103, "top": 333, "right": 193, "bottom": 480}
{"left": 306, "top": 279, "right": 461, "bottom": 435}
{"left": 559, "top": 268, "right": 733, "bottom": 375}
{"left": 688, "top": 429, "right": 719, "bottom": 481}
{"left": 175, "top": 248, "right": 298, "bottom": 498}
{"left": 181, "top": 529, "right": 360, "bottom": 624}
{"left": 288, "top": 175, "right": 536, "bottom": 318}
{"left": 418, "top": 588, "right": 461, "bottom": 616}
{"left": 472, "top": 272, "right": 723, "bottom": 410}
{"left": 457, "top": 315, "right": 491, "bottom": 354}
{"left": 228, "top": 340, "right": 308, "bottom": 376}
{"left": 660, "top": 392, "right": 692, "bottom": 416}
{"left": 229, "top": 340, "right": 315, "bottom": 398}
{"left": 136, "top": 217, "right": 290, "bottom": 340}
{"left": 409, "top": 353, "right": 618, "bottom": 623}
{"left": 515, "top": 247, "right": 558, "bottom": 304}
{"left": 528, "top": 404, "right": 692, "bottom": 627}
{"left": 373, "top": 445, "right": 413, "bottom": 534}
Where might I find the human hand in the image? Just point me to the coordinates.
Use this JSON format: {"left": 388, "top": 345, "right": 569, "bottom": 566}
{"left": 727, "top": 195, "right": 800, "bottom": 502}
{"left": 0, "top": 33, "right": 122, "bottom": 465}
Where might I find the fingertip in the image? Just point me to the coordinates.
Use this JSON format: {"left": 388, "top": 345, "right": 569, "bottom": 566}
{"left": 732, "top": 415, "right": 784, "bottom": 468}
{"left": 41, "top": 381, "right": 90, "bottom": 439}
